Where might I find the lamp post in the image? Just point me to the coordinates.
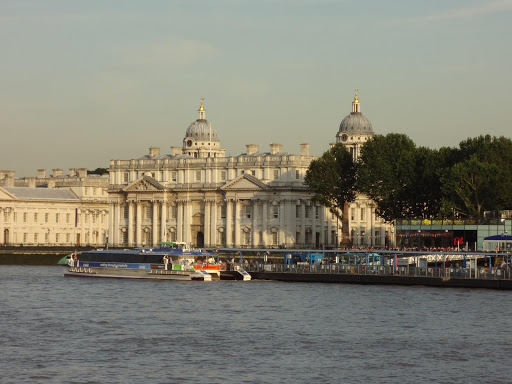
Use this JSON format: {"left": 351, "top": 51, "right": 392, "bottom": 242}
{"left": 390, "top": 228, "right": 394, "bottom": 249}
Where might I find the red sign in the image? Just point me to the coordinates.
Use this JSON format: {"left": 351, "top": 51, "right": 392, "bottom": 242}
{"left": 454, "top": 237, "right": 464, "bottom": 246}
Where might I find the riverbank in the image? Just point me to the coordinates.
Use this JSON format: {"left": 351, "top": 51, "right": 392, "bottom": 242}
{"left": 0, "top": 253, "right": 66, "bottom": 265}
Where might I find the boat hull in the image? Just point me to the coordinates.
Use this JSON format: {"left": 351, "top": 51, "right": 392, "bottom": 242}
{"left": 64, "top": 266, "right": 211, "bottom": 281}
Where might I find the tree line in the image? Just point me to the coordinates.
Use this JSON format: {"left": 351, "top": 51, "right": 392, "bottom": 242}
{"left": 304, "top": 134, "right": 512, "bottom": 223}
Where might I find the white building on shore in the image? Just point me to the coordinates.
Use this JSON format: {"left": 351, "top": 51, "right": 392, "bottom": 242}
{"left": 0, "top": 169, "right": 109, "bottom": 246}
{"left": 107, "top": 95, "right": 391, "bottom": 248}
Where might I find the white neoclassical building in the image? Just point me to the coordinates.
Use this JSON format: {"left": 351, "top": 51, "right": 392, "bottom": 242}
{"left": 108, "top": 95, "right": 391, "bottom": 249}
{"left": 0, "top": 169, "right": 109, "bottom": 246}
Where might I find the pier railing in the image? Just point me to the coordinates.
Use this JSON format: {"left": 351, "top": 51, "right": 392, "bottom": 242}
{"left": 239, "top": 263, "right": 511, "bottom": 280}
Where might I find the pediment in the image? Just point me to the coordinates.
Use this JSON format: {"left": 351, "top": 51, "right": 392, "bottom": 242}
{"left": 123, "top": 176, "right": 165, "bottom": 192}
{"left": 221, "top": 174, "right": 267, "bottom": 191}
{"left": 0, "top": 187, "right": 17, "bottom": 200}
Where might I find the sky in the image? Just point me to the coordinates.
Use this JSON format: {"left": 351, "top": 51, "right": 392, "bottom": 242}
{"left": 1, "top": 0, "right": 511, "bottom": 177}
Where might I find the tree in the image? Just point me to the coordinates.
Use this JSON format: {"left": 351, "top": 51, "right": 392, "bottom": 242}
{"left": 304, "top": 144, "right": 357, "bottom": 221}
{"left": 87, "top": 168, "right": 109, "bottom": 176}
{"left": 440, "top": 135, "right": 512, "bottom": 217}
{"left": 356, "top": 133, "right": 419, "bottom": 221}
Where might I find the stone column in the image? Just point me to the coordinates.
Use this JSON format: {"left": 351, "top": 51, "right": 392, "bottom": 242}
{"left": 152, "top": 201, "right": 158, "bottom": 246}
{"left": 136, "top": 202, "right": 142, "bottom": 246}
{"left": 279, "top": 200, "right": 285, "bottom": 247}
{"left": 183, "top": 200, "right": 191, "bottom": 244}
{"left": 311, "top": 204, "right": 317, "bottom": 247}
{"left": 301, "top": 202, "right": 306, "bottom": 248}
{"left": 89, "top": 209, "right": 94, "bottom": 245}
{"left": 108, "top": 203, "right": 114, "bottom": 246}
{"left": 81, "top": 208, "right": 86, "bottom": 246}
{"left": 226, "top": 199, "right": 233, "bottom": 247}
{"left": 356, "top": 203, "right": 361, "bottom": 246}
{"left": 327, "top": 208, "right": 332, "bottom": 247}
{"left": 367, "top": 205, "right": 374, "bottom": 247}
{"left": 160, "top": 201, "right": 167, "bottom": 242}
{"left": 234, "top": 199, "right": 241, "bottom": 248}
{"left": 319, "top": 206, "right": 325, "bottom": 247}
{"left": 262, "top": 200, "right": 268, "bottom": 247}
{"left": 0, "top": 208, "right": 4, "bottom": 245}
{"left": 251, "top": 200, "right": 258, "bottom": 247}
{"left": 128, "top": 201, "right": 134, "bottom": 246}
{"left": 204, "top": 200, "right": 211, "bottom": 246}
{"left": 210, "top": 201, "right": 217, "bottom": 247}
{"left": 177, "top": 200, "right": 183, "bottom": 242}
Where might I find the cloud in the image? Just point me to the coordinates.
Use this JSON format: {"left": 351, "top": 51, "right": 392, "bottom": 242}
{"left": 419, "top": 0, "right": 512, "bottom": 23}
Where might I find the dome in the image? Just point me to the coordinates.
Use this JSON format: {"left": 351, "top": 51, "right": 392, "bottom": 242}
{"left": 338, "top": 112, "right": 374, "bottom": 136}
{"left": 185, "top": 119, "right": 218, "bottom": 141}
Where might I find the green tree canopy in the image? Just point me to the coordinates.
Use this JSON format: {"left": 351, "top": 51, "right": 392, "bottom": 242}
{"left": 356, "top": 133, "right": 420, "bottom": 221}
{"left": 304, "top": 143, "right": 357, "bottom": 220}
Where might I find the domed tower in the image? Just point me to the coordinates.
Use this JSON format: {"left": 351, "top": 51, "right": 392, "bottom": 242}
{"left": 182, "top": 98, "right": 226, "bottom": 158}
{"left": 335, "top": 89, "right": 374, "bottom": 160}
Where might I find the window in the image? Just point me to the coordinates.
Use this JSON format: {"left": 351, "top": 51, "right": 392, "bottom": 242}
{"left": 244, "top": 205, "right": 252, "bottom": 219}
{"left": 56, "top": 213, "right": 60, "bottom": 223}
{"left": 34, "top": 233, "right": 38, "bottom": 242}
{"left": 123, "top": 232, "right": 128, "bottom": 245}
{"left": 146, "top": 206, "right": 152, "bottom": 219}
{"left": 66, "top": 213, "right": 70, "bottom": 224}
{"left": 45, "top": 232, "right": 49, "bottom": 242}
{"left": 124, "top": 172, "right": 129, "bottom": 183}
{"left": 56, "top": 233, "right": 60, "bottom": 243}
{"left": 296, "top": 205, "right": 300, "bottom": 218}
{"left": 84, "top": 188, "right": 88, "bottom": 196}
{"left": 23, "top": 233, "right": 28, "bottom": 242}
{"left": 221, "top": 170, "right": 227, "bottom": 181}
{"left": 195, "top": 170, "right": 201, "bottom": 182}
{"left": 170, "top": 232, "right": 177, "bottom": 242}
{"left": 272, "top": 205, "right": 279, "bottom": 219}
{"left": 351, "top": 208, "right": 355, "bottom": 221}
{"left": 315, "top": 207, "right": 319, "bottom": 219}
{"left": 171, "top": 172, "right": 177, "bottom": 182}
{"left": 66, "top": 233, "right": 70, "bottom": 243}
{"left": 221, "top": 205, "right": 227, "bottom": 219}
{"left": 23, "top": 213, "right": 27, "bottom": 223}
{"left": 171, "top": 206, "right": 177, "bottom": 219}
{"left": 361, "top": 208, "right": 365, "bottom": 221}
{"left": 251, "top": 170, "right": 256, "bottom": 176}
{"left": 272, "top": 232, "right": 278, "bottom": 245}
{"left": 305, "top": 206, "right": 310, "bottom": 219}
{"left": 35, "top": 212, "right": 40, "bottom": 222}
{"left": 124, "top": 206, "right": 129, "bottom": 219}
{"left": 273, "top": 169, "right": 279, "bottom": 180}
{"left": 295, "top": 170, "right": 300, "bottom": 179}
{"left": 13, "top": 212, "right": 17, "bottom": 222}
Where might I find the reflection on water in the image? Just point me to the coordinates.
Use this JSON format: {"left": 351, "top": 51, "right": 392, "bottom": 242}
{"left": 1, "top": 266, "right": 511, "bottom": 384}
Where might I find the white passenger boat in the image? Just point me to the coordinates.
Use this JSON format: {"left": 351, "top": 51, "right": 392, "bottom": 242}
{"left": 64, "top": 242, "right": 251, "bottom": 281}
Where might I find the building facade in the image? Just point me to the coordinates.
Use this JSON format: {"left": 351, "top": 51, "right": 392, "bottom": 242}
{"left": 108, "top": 94, "right": 391, "bottom": 248}
{"left": 0, "top": 169, "right": 109, "bottom": 246}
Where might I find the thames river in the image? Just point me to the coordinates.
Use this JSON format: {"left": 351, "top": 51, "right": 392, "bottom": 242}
{"left": 1, "top": 266, "right": 511, "bottom": 384}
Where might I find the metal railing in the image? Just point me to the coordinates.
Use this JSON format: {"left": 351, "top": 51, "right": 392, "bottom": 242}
{"left": 239, "top": 262, "right": 512, "bottom": 280}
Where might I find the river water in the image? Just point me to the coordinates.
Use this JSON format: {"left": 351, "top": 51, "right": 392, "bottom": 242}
{"left": 1, "top": 266, "right": 511, "bottom": 384}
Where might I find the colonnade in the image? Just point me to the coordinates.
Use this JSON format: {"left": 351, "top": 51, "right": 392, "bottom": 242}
{"left": 108, "top": 196, "right": 340, "bottom": 248}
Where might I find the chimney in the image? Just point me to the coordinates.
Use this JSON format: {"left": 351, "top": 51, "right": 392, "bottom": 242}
{"left": 171, "top": 146, "right": 182, "bottom": 156}
{"left": 52, "top": 168, "right": 63, "bottom": 177}
{"left": 37, "top": 169, "right": 46, "bottom": 178}
{"left": 69, "top": 168, "right": 77, "bottom": 177}
{"left": 300, "top": 143, "right": 310, "bottom": 156}
{"left": 77, "top": 168, "right": 88, "bottom": 178}
{"left": 5, "top": 171, "right": 15, "bottom": 187}
{"left": 246, "top": 144, "right": 259, "bottom": 155}
{"left": 27, "top": 177, "right": 36, "bottom": 188}
{"left": 270, "top": 143, "right": 283, "bottom": 155}
{"left": 149, "top": 146, "right": 160, "bottom": 157}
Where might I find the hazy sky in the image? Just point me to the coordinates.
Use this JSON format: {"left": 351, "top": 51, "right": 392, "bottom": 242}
{"left": 1, "top": 0, "right": 511, "bottom": 177}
